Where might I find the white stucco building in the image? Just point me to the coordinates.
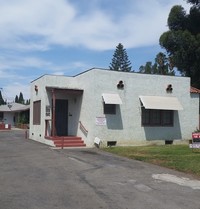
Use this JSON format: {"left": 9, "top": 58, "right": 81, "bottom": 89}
{"left": 29, "top": 68, "right": 200, "bottom": 147}
{"left": 0, "top": 103, "right": 30, "bottom": 128}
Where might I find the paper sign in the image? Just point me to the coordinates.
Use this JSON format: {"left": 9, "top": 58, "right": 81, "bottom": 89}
{"left": 95, "top": 117, "right": 106, "bottom": 126}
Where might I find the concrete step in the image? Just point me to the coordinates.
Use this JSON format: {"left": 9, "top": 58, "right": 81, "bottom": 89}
{"left": 51, "top": 136, "right": 86, "bottom": 148}
{"left": 55, "top": 143, "right": 86, "bottom": 147}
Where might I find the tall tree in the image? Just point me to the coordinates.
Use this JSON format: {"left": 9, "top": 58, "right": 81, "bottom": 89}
{"left": 139, "top": 52, "right": 175, "bottom": 75}
{"left": 18, "top": 92, "right": 24, "bottom": 104}
{"left": 109, "top": 43, "right": 132, "bottom": 72}
{"left": 25, "top": 99, "right": 30, "bottom": 105}
{"left": 139, "top": 62, "right": 154, "bottom": 74}
{"left": 186, "top": 0, "right": 200, "bottom": 5}
{"left": 159, "top": 1, "right": 200, "bottom": 88}
{"left": 15, "top": 95, "right": 19, "bottom": 103}
{"left": 0, "top": 91, "right": 5, "bottom": 105}
{"left": 155, "top": 52, "right": 175, "bottom": 75}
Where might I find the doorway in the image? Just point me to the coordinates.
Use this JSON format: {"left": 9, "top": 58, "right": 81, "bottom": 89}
{"left": 55, "top": 99, "right": 68, "bottom": 136}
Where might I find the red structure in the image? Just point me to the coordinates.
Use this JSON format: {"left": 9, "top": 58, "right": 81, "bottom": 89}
{"left": 0, "top": 123, "right": 11, "bottom": 130}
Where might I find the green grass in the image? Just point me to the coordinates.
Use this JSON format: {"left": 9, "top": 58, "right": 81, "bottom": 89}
{"left": 103, "top": 145, "right": 200, "bottom": 177}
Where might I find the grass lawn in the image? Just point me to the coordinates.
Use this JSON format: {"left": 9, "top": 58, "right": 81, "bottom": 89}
{"left": 103, "top": 145, "right": 200, "bottom": 178}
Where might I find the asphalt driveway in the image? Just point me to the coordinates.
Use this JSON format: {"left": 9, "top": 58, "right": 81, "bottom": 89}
{"left": 0, "top": 129, "right": 200, "bottom": 209}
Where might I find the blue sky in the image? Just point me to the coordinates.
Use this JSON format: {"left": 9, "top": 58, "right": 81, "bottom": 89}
{"left": 0, "top": 0, "right": 190, "bottom": 102}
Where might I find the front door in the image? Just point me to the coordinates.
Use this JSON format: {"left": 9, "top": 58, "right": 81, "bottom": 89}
{"left": 55, "top": 99, "right": 68, "bottom": 136}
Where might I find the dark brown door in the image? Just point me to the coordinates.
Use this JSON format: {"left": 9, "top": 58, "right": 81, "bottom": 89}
{"left": 55, "top": 99, "right": 68, "bottom": 136}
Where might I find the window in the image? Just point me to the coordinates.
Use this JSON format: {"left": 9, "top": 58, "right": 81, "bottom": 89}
{"left": 104, "top": 103, "right": 116, "bottom": 114}
{"left": 151, "top": 109, "right": 161, "bottom": 125}
{"left": 162, "top": 110, "right": 173, "bottom": 126}
{"left": 33, "top": 100, "right": 41, "bottom": 125}
{"left": 142, "top": 107, "right": 173, "bottom": 126}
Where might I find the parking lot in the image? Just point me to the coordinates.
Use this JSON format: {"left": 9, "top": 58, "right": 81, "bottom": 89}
{"left": 0, "top": 129, "right": 200, "bottom": 209}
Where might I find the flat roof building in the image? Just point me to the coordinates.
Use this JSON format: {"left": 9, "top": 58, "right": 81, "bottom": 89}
{"left": 29, "top": 68, "right": 199, "bottom": 148}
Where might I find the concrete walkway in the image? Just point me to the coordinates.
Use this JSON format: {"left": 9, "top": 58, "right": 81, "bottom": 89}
{"left": 0, "top": 129, "right": 200, "bottom": 209}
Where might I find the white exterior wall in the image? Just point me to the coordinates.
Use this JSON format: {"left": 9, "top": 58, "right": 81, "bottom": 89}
{"left": 75, "top": 70, "right": 97, "bottom": 146}
{"left": 189, "top": 93, "right": 199, "bottom": 132}
{"left": 30, "top": 75, "right": 83, "bottom": 145}
{"left": 29, "top": 69, "right": 199, "bottom": 147}
{"left": 30, "top": 76, "right": 53, "bottom": 145}
{"left": 76, "top": 69, "right": 198, "bottom": 146}
{"left": 3, "top": 112, "right": 15, "bottom": 126}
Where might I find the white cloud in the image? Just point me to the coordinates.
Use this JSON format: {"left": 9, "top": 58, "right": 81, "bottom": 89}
{"left": 0, "top": 0, "right": 75, "bottom": 50}
{"left": 0, "top": 0, "right": 191, "bottom": 51}
{"left": 46, "top": 61, "right": 92, "bottom": 75}
{"left": 0, "top": 69, "right": 15, "bottom": 79}
{"left": 0, "top": 59, "right": 92, "bottom": 101}
{"left": 0, "top": 54, "right": 91, "bottom": 74}
{"left": 0, "top": 69, "right": 33, "bottom": 101}
{"left": 3, "top": 82, "right": 30, "bottom": 102}
{"left": 0, "top": 0, "right": 192, "bottom": 101}
{"left": 0, "top": 55, "right": 51, "bottom": 70}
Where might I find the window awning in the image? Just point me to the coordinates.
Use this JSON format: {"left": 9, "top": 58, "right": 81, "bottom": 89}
{"left": 102, "top": 93, "right": 122, "bottom": 104}
{"left": 139, "top": 96, "right": 183, "bottom": 110}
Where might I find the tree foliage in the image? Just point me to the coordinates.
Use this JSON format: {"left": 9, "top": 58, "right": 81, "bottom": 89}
{"left": 15, "top": 93, "right": 30, "bottom": 105}
{"left": 159, "top": 1, "right": 200, "bottom": 87}
{"left": 15, "top": 92, "right": 26, "bottom": 104}
{"left": 0, "top": 91, "right": 6, "bottom": 105}
{"left": 25, "top": 99, "right": 30, "bottom": 105}
{"left": 109, "top": 43, "right": 132, "bottom": 72}
{"left": 15, "top": 95, "right": 19, "bottom": 103}
{"left": 18, "top": 92, "right": 24, "bottom": 104}
{"left": 186, "top": 0, "right": 200, "bottom": 5}
{"left": 139, "top": 52, "right": 175, "bottom": 75}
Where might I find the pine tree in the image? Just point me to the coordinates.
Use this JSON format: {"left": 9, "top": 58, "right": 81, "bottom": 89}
{"left": 25, "top": 99, "right": 30, "bottom": 105}
{"left": 109, "top": 43, "right": 132, "bottom": 72}
{"left": 18, "top": 92, "right": 24, "bottom": 104}
{"left": 15, "top": 95, "right": 19, "bottom": 103}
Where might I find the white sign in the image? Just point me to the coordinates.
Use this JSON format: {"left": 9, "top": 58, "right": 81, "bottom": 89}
{"left": 95, "top": 117, "right": 106, "bottom": 126}
{"left": 94, "top": 137, "right": 101, "bottom": 145}
{"left": 189, "top": 143, "right": 200, "bottom": 149}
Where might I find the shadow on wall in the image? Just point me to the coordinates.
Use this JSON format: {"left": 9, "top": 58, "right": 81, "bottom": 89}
{"left": 74, "top": 95, "right": 83, "bottom": 135}
{"left": 144, "top": 111, "right": 182, "bottom": 141}
{"left": 46, "top": 89, "right": 83, "bottom": 136}
{"left": 106, "top": 105, "right": 123, "bottom": 130}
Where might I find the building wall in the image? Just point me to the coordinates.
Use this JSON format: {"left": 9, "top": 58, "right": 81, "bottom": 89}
{"left": 189, "top": 93, "right": 199, "bottom": 132}
{"left": 76, "top": 69, "right": 196, "bottom": 146}
{"left": 29, "top": 69, "right": 199, "bottom": 147}
{"left": 2, "top": 112, "right": 15, "bottom": 126}
{"left": 30, "top": 76, "right": 48, "bottom": 144}
{"left": 46, "top": 90, "right": 82, "bottom": 136}
{"left": 30, "top": 75, "right": 83, "bottom": 145}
